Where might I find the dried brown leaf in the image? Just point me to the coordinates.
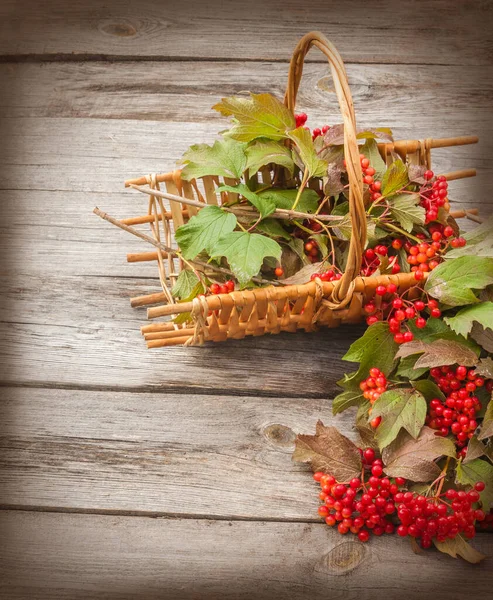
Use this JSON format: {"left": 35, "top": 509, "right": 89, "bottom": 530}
{"left": 292, "top": 421, "right": 362, "bottom": 480}
{"left": 471, "top": 322, "right": 493, "bottom": 352}
{"left": 396, "top": 339, "right": 478, "bottom": 369}
{"left": 433, "top": 535, "right": 487, "bottom": 564}
{"left": 282, "top": 262, "right": 323, "bottom": 285}
{"left": 382, "top": 427, "right": 456, "bottom": 482}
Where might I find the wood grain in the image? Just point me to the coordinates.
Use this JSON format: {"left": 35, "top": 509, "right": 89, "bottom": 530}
{"left": 1, "top": 511, "right": 492, "bottom": 600}
{"left": 1, "top": 0, "right": 492, "bottom": 66}
{"left": 0, "top": 386, "right": 353, "bottom": 517}
{"left": 0, "top": 277, "right": 365, "bottom": 394}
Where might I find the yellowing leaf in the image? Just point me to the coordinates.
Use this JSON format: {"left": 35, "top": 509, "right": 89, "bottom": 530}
{"left": 175, "top": 206, "right": 237, "bottom": 260}
{"left": 444, "top": 302, "right": 493, "bottom": 338}
{"left": 181, "top": 138, "right": 247, "bottom": 180}
{"left": 213, "top": 93, "right": 295, "bottom": 142}
{"left": 244, "top": 140, "right": 294, "bottom": 177}
{"left": 371, "top": 388, "right": 427, "bottom": 450}
{"left": 382, "top": 427, "right": 455, "bottom": 481}
{"left": 287, "top": 127, "right": 328, "bottom": 178}
{"left": 292, "top": 420, "right": 362, "bottom": 480}
{"left": 360, "top": 139, "right": 387, "bottom": 180}
{"left": 171, "top": 270, "right": 204, "bottom": 301}
{"left": 425, "top": 256, "right": 493, "bottom": 307}
{"left": 381, "top": 159, "right": 409, "bottom": 196}
{"left": 210, "top": 231, "right": 281, "bottom": 285}
{"left": 433, "top": 535, "right": 486, "bottom": 564}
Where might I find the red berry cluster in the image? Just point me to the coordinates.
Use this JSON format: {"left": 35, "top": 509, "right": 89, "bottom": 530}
{"left": 209, "top": 280, "right": 235, "bottom": 294}
{"left": 395, "top": 482, "right": 486, "bottom": 548}
{"left": 294, "top": 113, "right": 330, "bottom": 141}
{"left": 313, "top": 448, "right": 406, "bottom": 542}
{"left": 427, "top": 366, "right": 490, "bottom": 448}
{"left": 421, "top": 171, "right": 449, "bottom": 223}
{"left": 310, "top": 268, "right": 343, "bottom": 282}
{"left": 361, "top": 244, "right": 401, "bottom": 277}
{"left": 364, "top": 287, "right": 441, "bottom": 343}
{"left": 359, "top": 368, "right": 388, "bottom": 428}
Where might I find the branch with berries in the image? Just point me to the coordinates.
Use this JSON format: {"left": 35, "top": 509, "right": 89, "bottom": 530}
{"left": 294, "top": 242, "right": 493, "bottom": 563}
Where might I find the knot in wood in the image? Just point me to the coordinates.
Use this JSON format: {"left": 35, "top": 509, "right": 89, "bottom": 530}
{"left": 314, "top": 541, "right": 367, "bottom": 576}
{"left": 262, "top": 423, "right": 296, "bottom": 448}
{"left": 100, "top": 21, "right": 137, "bottom": 37}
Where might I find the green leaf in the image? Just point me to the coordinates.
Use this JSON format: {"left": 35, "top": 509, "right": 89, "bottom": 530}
{"left": 341, "top": 322, "right": 398, "bottom": 389}
{"left": 478, "top": 397, "right": 493, "bottom": 441}
{"left": 444, "top": 302, "right": 493, "bottom": 338}
{"left": 244, "top": 140, "right": 294, "bottom": 178}
{"left": 360, "top": 139, "right": 387, "bottom": 180}
{"left": 371, "top": 388, "right": 427, "bottom": 450}
{"left": 216, "top": 183, "right": 275, "bottom": 220}
{"left": 259, "top": 188, "right": 319, "bottom": 214}
{"left": 463, "top": 214, "right": 493, "bottom": 245}
{"left": 388, "top": 193, "right": 425, "bottom": 233}
{"left": 456, "top": 459, "right": 493, "bottom": 509}
{"left": 382, "top": 427, "right": 456, "bottom": 481}
{"left": 255, "top": 218, "right": 291, "bottom": 240}
{"left": 445, "top": 237, "right": 493, "bottom": 259}
{"left": 381, "top": 159, "right": 409, "bottom": 196}
{"left": 332, "top": 390, "right": 364, "bottom": 415}
{"left": 413, "top": 379, "right": 445, "bottom": 401}
{"left": 210, "top": 231, "right": 282, "bottom": 285}
{"left": 171, "top": 270, "right": 204, "bottom": 301}
{"left": 175, "top": 206, "right": 237, "bottom": 260}
{"left": 181, "top": 138, "right": 247, "bottom": 180}
{"left": 396, "top": 355, "right": 428, "bottom": 380}
{"left": 213, "top": 93, "right": 295, "bottom": 142}
{"left": 433, "top": 535, "right": 486, "bottom": 564}
{"left": 287, "top": 127, "right": 328, "bottom": 178}
{"left": 425, "top": 256, "right": 493, "bottom": 307}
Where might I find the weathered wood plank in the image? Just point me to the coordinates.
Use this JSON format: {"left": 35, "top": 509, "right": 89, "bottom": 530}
{"left": 0, "top": 118, "right": 487, "bottom": 203}
{"left": 1, "top": 0, "right": 492, "bottom": 66}
{"left": 0, "top": 386, "right": 352, "bottom": 516}
{"left": 1, "top": 511, "right": 492, "bottom": 600}
{"left": 1, "top": 61, "right": 491, "bottom": 127}
{"left": 0, "top": 275, "right": 366, "bottom": 394}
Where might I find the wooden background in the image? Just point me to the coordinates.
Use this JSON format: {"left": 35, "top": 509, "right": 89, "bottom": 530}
{"left": 1, "top": 1, "right": 493, "bottom": 598}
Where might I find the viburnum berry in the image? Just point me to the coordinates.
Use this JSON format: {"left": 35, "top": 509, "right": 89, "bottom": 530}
{"left": 274, "top": 266, "right": 284, "bottom": 277}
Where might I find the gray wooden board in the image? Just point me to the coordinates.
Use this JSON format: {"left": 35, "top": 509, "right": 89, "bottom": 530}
{"left": 1, "top": 0, "right": 492, "bottom": 66}
{"left": 0, "top": 386, "right": 352, "bottom": 517}
{"left": 0, "top": 511, "right": 492, "bottom": 600}
{"left": 0, "top": 275, "right": 365, "bottom": 394}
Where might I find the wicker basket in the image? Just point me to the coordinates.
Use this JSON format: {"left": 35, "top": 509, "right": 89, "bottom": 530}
{"left": 103, "top": 32, "right": 478, "bottom": 348}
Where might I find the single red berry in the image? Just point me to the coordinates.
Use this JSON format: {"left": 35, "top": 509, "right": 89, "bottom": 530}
{"left": 210, "top": 283, "right": 220, "bottom": 294}
{"left": 424, "top": 170, "right": 434, "bottom": 180}
{"left": 225, "top": 280, "right": 235, "bottom": 292}
{"left": 274, "top": 267, "right": 284, "bottom": 277}
{"left": 387, "top": 283, "right": 398, "bottom": 294}
{"left": 313, "top": 472, "right": 324, "bottom": 482}
{"left": 376, "top": 285, "right": 387, "bottom": 296}
{"left": 415, "top": 317, "right": 427, "bottom": 329}
{"left": 358, "top": 530, "right": 369, "bottom": 542}
{"left": 475, "top": 481, "right": 486, "bottom": 492}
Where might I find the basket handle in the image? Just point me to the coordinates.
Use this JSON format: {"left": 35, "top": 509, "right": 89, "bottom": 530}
{"left": 284, "top": 32, "right": 366, "bottom": 302}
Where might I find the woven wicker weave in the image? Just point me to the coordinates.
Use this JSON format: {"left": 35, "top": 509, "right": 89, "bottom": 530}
{"left": 108, "top": 32, "right": 477, "bottom": 348}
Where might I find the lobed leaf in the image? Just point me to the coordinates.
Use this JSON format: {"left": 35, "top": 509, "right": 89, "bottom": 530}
{"left": 360, "top": 139, "right": 387, "bottom": 180}
{"left": 388, "top": 193, "right": 425, "bottom": 233}
{"left": 478, "top": 397, "right": 493, "bottom": 441}
{"left": 424, "top": 256, "right": 493, "bottom": 307}
{"left": 244, "top": 140, "right": 294, "bottom": 178}
{"left": 258, "top": 188, "right": 319, "bottom": 214}
{"left": 383, "top": 427, "right": 455, "bottom": 481}
{"left": 210, "top": 231, "right": 281, "bottom": 285}
{"left": 288, "top": 127, "right": 328, "bottom": 179}
{"left": 292, "top": 421, "right": 362, "bottom": 480}
{"left": 171, "top": 270, "right": 204, "bottom": 301}
{"left": 175, "top": 206, "right": 237, "bottom": 260}
{"left": 332, "top": 390, "right": 365, "bottom": 416}
{"left": 181, "top": 138, "right": 247, "bottom": 180}
{"left": 216, "top": 183, "right": 276, "bottom": 221}
{"left": 371, "top": 388, "right": 427, "bottom": 450}
{"left": 395, "top": 339, "right": 478, "bottom": 369}
{"left": 444, "top": 302, "right": 493, "bottom": 338}
{"left": 213, "top": 93, "right": 296, "bottom": 142}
